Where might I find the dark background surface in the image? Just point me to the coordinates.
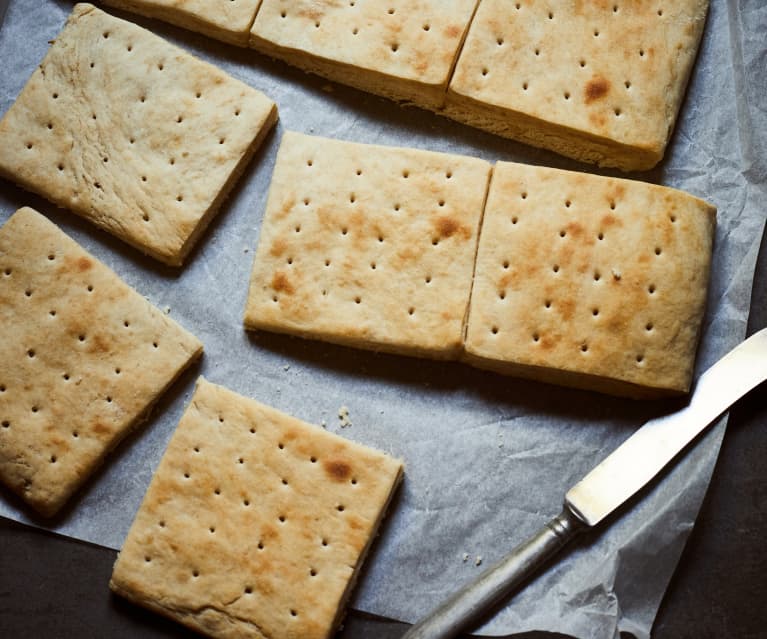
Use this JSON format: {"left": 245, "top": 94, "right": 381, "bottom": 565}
{"left": 1, "top": 229, "right": 765, "bottom": 639}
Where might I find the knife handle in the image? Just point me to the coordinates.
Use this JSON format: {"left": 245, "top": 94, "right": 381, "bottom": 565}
{"left": 402, "top": 507, "right": 584, "bottom": 639}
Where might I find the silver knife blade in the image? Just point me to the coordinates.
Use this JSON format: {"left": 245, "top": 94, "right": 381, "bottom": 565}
{"left": 567, "top": 326, "right": 767, "bottom": 526}
{"left": 405, "top": 327, "right": 767, "bottom": 639}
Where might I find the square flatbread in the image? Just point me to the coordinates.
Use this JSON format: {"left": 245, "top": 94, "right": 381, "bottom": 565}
{"left": 250, "top": 0, "right": 480, "bottom": 109}
{"left": 0, "top": 3, "right": 277, "bottom": 266}
{"left": 446, "top": 0, "right": 710, "bottom": 170}
{"left": 110, "top": 377, "right": 403, "bottom": 639}
{"left": 0, "top": 207, "right": 203, "bottom": 516}
{"left": 101, "top": 0, "right": 263, "bottom": 46}
{"left": 243, "top": 131, "right": 491, "bottom": 359}
{"left": 463, "top": 162, "right": 716, "bottom": 398}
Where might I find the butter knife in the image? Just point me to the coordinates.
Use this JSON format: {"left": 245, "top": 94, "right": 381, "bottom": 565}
{"left": 404, "top": 326, "right": 767, "bottom": 639}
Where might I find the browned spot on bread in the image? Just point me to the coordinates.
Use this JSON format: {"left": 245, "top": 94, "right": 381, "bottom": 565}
{"left": 498, "top": 271, "right": 519, "bottom": 290}
{"left": 89, "top": 334, "right": 111, "bottom": 354}
{"left": 297, "top": 7, "right": 322, "bottom": 21}
{"left": 435, "top": 216, "right": 472, "bottom": 240}
{"left": 269, "top": 238, "right": 287, "bottom": 257}
{"left": 444, "top": 23, "right": 462, "bottom": 39}
{"left": 396, "top": 246, "right": 420, "bottom": 262}
{"left": 91, "top": 421, "right": 111, "bottom": 436}
{"left": 540, "top": 334, "right": 559, "bottom": 350}
{"left": 556, "top": 297, "right": 576, "bottom": 322}
{"left": 347, "top": 515, "right": 364, "bottom": 531}
{"left": 601, "top": 214, "right": 619, "bottom": 228}
{"left": 261, "top": 523, "right": 279, "bottom": 540}
{"left": 589, "top": 111, "right": 607, "bottom": 129}
{"left": 276, "top": 195, "right": 296, "bottom": 219}
{"left": 271, "top": 272, "right": 294, "bottom": 295}
{"left": 76, "top": 256, "right": 92, "bottom": 271}
{"left": 323, "top": 459, "right": 351, "bottom": 481}
{"left": 315, "top": 205, "right": 334, "bottom": 229}
{"left": 50, "top": 435, "right": 70, "bottom": 454}
{"left": 435, "top": 216, "right": 459, "bottom": 238}
{"left": 254, "top": 575, "right": 275, "bottom": 596}
{"left": 565, "top": 221, "right": 585, "bottom": 238}
{"left": 584, "top": 77, "right": 611, "bottom": 103}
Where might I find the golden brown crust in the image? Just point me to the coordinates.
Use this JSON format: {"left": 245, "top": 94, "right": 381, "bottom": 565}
{"left": 110, "top": 377, "right": 403, "bottom": 639}
{"left": 0, "top": 3, "right": 277, "bottom": 266}
{"left": 244, "top": 131, "right": 492, "bottom": 359}
{"left": 462, "top": 161, "right": 716, "bottom": 398}
{"left": 446, "top": 0, "right": 710, "bottom": 170}
{"left": 0, "top": 207, "right": 203, "bottom": 516}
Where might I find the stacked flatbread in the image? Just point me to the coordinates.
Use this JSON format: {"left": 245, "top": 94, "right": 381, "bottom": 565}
{"left": 0, "top": 207, "right": 203, "bottom": 516}
{"left": 245, "top": 132, "right": 716, "bottom": 397}
{"left": 111, "top": 377, "right": 403, "bottom": 639}
{"left": 0, "top": 3, "right": 277, "bottom": 266}
{"left": 99, "top": 1, "right": 710, "bottom": 170}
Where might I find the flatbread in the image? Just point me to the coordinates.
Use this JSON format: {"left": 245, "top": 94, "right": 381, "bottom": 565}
{"left": 101, "top": 0, "right": 263, "bottom": 46}
{"left": 446, "top": 0, "right": 710, "bottom": 171}
{"left": 110, "top": 377, "right": 403, "bottom": 639}
{"left": 243, "top": 131, "right": 491, "bottom": 359}
{"left": 250, "top": 0, "right": 480, "bottom": 109}
{"left": 463, "top": 162, "right": 716, "bottom": 398}
{"left": 0, "top": 207, "right": 203, "bottom": 517}
{"left": 0, "top": 4, "right": 277, "bottom": 266}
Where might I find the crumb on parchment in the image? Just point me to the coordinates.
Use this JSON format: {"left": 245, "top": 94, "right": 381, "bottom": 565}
{"left": 338, "top": 405, "right": 352, "bottom": 428}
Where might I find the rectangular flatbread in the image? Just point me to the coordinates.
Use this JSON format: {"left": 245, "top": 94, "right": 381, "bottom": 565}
{"left": 0, "top": 4, "right": 277, "bottom": 266}
{"left": 250, "top": 0, "right": 480, "bottom": 109}
{"left": 463, "top": 162, "right": 716, "bottom": 398}
{"left": 101, "top": 0, "right": 263, "bottom": 46}
{"left": 111, "top": 377, "right": 403, "bottom": 639}
{"left": 243, "top": 131, "right": 491, "bottom": 359}
{"left": 445, "top": 0, "right": 710, "bottom": 170}
{"left": 0, "top": 207, "right": 203, "bottom": 517}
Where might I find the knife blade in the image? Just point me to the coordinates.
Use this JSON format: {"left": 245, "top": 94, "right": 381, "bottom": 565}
{"left": 404, "top": 327, "right": 767, "bottom": 639}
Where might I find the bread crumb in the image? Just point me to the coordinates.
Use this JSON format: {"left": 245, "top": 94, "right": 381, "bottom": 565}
{"left": 462, "top": 553, "right": 469, "bottom": 563}
{"left": 475, "top": 556, "right": 483, "bottom": 566}
{"left": 163, "top": 306, "right": 171, "bottom": 314}
{"left": 338, "top": 405, "right": 352, "bottom": 428}
{"left": 320, "top": 419, "right": 327, "bottom": 428}
{"left": 283, "top": 364, "right": 290, "bottom": 371}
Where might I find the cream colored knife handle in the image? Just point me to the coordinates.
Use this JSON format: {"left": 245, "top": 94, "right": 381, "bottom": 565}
{"left": 403, "top": 507, "right": 584, "bottom": 639}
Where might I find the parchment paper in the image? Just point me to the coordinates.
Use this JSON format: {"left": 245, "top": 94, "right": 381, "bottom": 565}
{"left": 1, "top": 1, "right": 765, "bottom": 638}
